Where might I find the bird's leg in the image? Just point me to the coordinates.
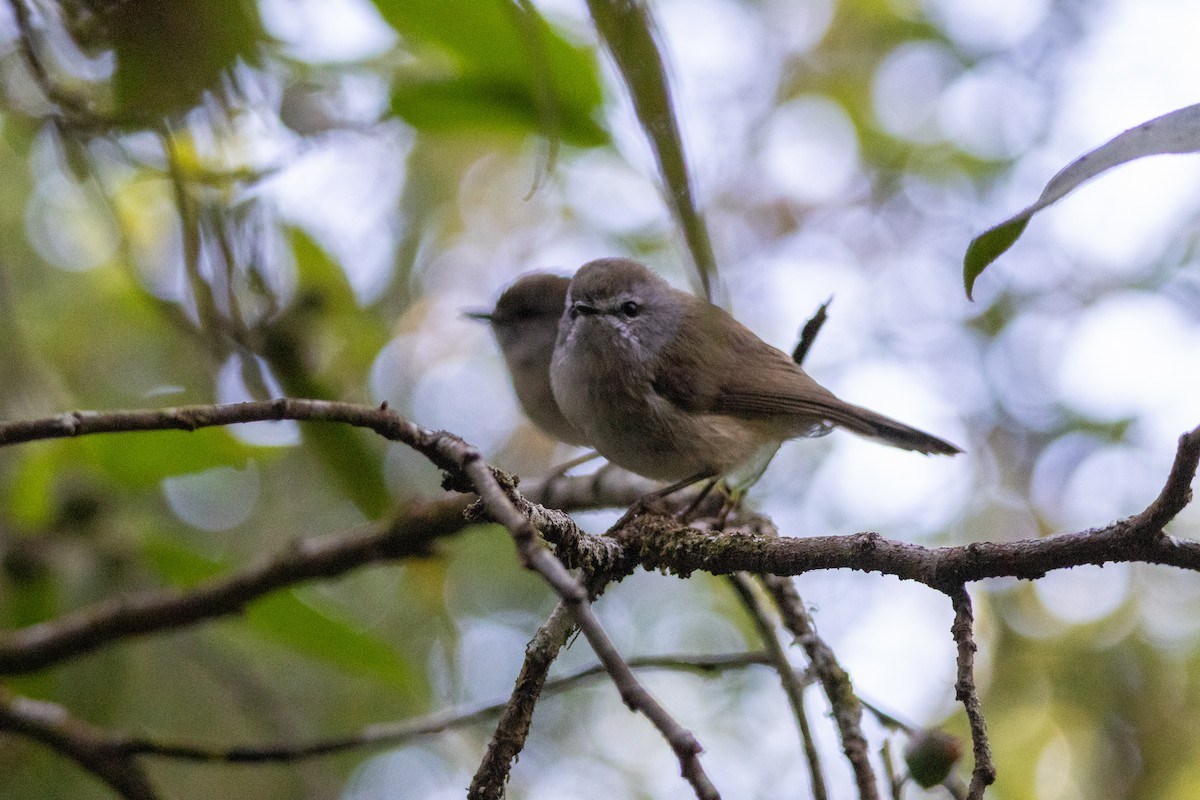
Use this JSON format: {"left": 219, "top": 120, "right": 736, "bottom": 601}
{"left": 715, "top": 486, "right": 744, "bottom": 530}
{"left": 613, "top": 471, "right": 714, "bottom": 529}
{"left": 677, "top": 477, "right": 721, "bottom": 522}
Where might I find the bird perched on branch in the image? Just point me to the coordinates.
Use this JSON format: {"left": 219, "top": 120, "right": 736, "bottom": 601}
{"left": 550, "top": 257, "right": 961, "bottom": 493}
{"left": 467, "top": 273, "right": 589, "bottom": 447}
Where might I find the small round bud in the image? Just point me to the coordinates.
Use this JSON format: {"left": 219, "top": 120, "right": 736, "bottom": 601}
{"left": 904, "top": 729, "right": 963, "bottom": 789}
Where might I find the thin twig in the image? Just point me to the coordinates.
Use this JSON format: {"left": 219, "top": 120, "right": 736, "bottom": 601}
{"left": 2, "top": 653, "right": 768, "bottom": 764}
{"left": 791, "top": 297, "right": 832, "bottom": 366}
{"left": 881, "top": 739, "right": 904, "bottom": 800}
{"left": 468, "top": 599, "right": 580, "bottom": 800}
{"left": 0, "top": 687, "right": 160, "bottom": 800}
{"left": 946, "top": 586, "right": 995, "bottom": 799}
{"left": 460, "top": 449, "right": 719, "bottom": 799}
{"left": 726, "top": 573, "right": 827, "bottom": 800}
{"left": 763, "top": 574, "right": 878, "bottom": 800}
{"left": 0, "top": 497, "right": 471, "bottom": 675}
{"left": 1128, "top": 426, "right": 1200, "bottom": 534}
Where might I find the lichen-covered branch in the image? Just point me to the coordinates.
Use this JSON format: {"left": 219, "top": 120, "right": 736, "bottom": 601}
{"left": 726, "top": 573, "right": 828, "bottom": 800}
{"left": 947, "top": 586, "right": 995, "bottom": 799}
{"left": 1, "top": 404, "right": 1197, "bottom": 800}
{"left": 468, "top": 600, "right": 581, "bottom": 800}
{"left": 456, "top": 445, "right": 720, "bottom": 799}
{"left": 762, "top": 574, "right": 876, "bottom": 800}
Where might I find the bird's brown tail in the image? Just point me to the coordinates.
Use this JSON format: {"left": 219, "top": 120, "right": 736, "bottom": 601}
{"left": 829, "top": 404, "right": 962, "bottom": 456}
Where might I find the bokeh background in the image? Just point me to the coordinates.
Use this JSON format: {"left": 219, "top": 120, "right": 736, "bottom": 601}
{"left": 1, "top": 0, "right": 1199, "bottom": 798}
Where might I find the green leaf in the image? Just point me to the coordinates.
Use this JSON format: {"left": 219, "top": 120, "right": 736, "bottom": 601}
{"left": 291, "top": 422, "right": 390, "bottom": 518}
{"left": 963, "top": 217, "right": 1029, "bottom": 300}
{"left": 79, "top": 428, "right": 250, "bottom": 489}
{"left": 142, "top": 535, "right": 417, "bottom": 690}
{"left": 261, "top": 235, "right": 393, "bottom": 519}
{"left": 392, "top": 76, "right": 606, "bottom": 146}
{"left": 245, "top": 590, "right": 417, "bottom": 691}
{"left": 964, "top": 102, "right": 1200, "bottom": 298}
{"left": 288, "top": 228, "right": 390, "bottom": 367}
{"left": 376, "top": 0, "right": 606, "bottom": 146}
{"left": 141, "top": 532, "right": 225, "bottom": 587}
{"left": 3, "top": 446, "right": 60, "bottom": 528}
{"left": 107, "top": 0, "right": 263, "bottom": 120}
{"left": 585, "top": 0, "right": 717, "bottom": 299}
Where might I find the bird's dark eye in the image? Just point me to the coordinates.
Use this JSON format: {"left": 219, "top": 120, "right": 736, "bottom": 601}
{"left": 620, "top": 300, "right": 641, "bottom": 318}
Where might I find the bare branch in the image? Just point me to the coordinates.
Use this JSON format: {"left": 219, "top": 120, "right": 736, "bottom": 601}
{"left": 528, "top": 462, "right": 659, "bottom": 511}
{"left": 2, "top": 405, "right": 1197, "bottom": 685}
{"left": 1128, "top": 425, "right": 1200, "bottom": 534}
{"left": 0, "top": 399, "right": 443, "bottom": 463}
{"left": 0, "top": 498, "right": 470, "bottom": 675}
{"left": 0, "top": 687, "right": 160, "bottom": 800}
{"left": 87, "top": 652, "right": 763, "bottom": 764}
{"left": 2, "top": 403, "right": 1198, "bottom": 799}
{"left": 469, "top": 599, "right": 579, "bottom": 800}
{"left": 946, "top": 587, "right": 995, "bottom": 799}
{"left": 763, "top": 574, "right": 878, "bottom": 800}
{"left": 458, "top": 450, "right": 720, "bottom": 799}
{"left": 726, "top": 573, "right": 827, "bottom": 800}
{"left": 5, "top": 406, "right": 1195, "bottom": 589}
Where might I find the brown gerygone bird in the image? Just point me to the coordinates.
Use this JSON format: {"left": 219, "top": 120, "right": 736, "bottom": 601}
{"left": 550, "top": 258, "right": 961, "bottom": 490}
{"left": 467, "top": 273, "right": 590, "bottom": 447}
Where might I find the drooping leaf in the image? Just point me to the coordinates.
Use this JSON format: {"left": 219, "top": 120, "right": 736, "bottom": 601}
{"left": 258, "top": 231, "right": 392, "bottom": 519}
{"left": 585, "top": 0, "right": 718, "bottom": 299}
{"left": 963, "top": 217, "right": 1030, "bottom": 299}
{"left": 390, "top": 76, "right": 605, "bottom": 146}
{"left": 246, "top": 590, "right": 418, "bottom": 691}
{"left": 142, "top": 535, "right": 419, "bottom": 691}
{"left": 964, "top": 102, "right": 1200, "bottom": 299}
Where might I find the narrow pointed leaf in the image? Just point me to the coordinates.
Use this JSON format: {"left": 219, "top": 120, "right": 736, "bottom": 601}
{"left": 585, "top": 0, "right": 718, "bottom": 299}
{"left": 964, "top": 102, "right": 1200, "bottom": 299}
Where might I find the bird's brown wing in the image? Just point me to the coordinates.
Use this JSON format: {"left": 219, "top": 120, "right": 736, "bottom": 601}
{"left": 652, "top": 302, "right": 961, "bottom": 455}
{"left": 651, "top": 301, "right": 839, "bottom": 415}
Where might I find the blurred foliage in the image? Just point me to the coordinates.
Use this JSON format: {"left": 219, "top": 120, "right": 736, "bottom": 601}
{"left": 105, "top": 0, "right": 264, "bottom": 121}
{"left": 0, "top": 0, "right": 1197, "bottom": 798}
{"left": 380, "top": 0, "right": 607, "bottom": 146}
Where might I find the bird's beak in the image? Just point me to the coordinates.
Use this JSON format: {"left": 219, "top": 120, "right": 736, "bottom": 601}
{"left": 463, "top": 309, "right": 494, "bottom": 322}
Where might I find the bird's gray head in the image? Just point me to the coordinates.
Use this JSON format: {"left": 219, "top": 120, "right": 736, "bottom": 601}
{"left": 559, "top": 258, "right": 683, "bottom": 359}
{"left": 467, "top": 273, "right": 569, "bottom": 354}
